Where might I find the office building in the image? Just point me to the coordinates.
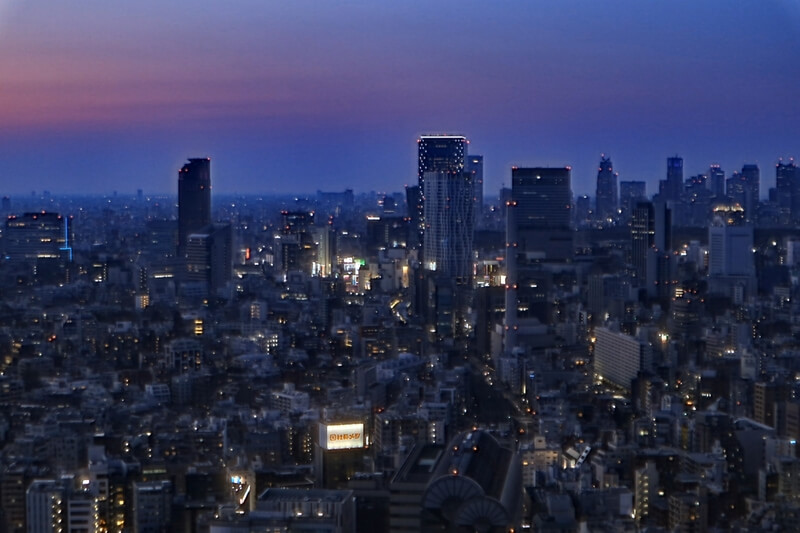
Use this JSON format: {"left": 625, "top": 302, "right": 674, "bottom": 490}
{"left": 727, "top": 164, "right": 759, "bottom": 223}
{"left": 510, "top": 166, "right": 573, "bottom": 260}
{"left": 26, "top": 479, "right": 65, "bottom": 533}
{"left": 314, "top": 222, "right": 337, "bottom": 277}
{"left": 166, "top": 337, "right": 204, "bottom": 373}
{"left": 593, "top": 327, "right": 652, "bottom": 391}
{"left": 649, "top": 201, "right": 674, "bottom": 301}
{"left": 726, "top": 171, "right": 745, "bottom": 210}
{"left": 404, "top": 185, "right": 422, "bottom": 249}
{"left": 663, "top": 156, "right": 684, "bottom": 204}
{"left": 668, "top": 492, "right": 708, "bottom": 533}
{"left": 619, "top": 181, "right": 646, "bottom": 222}
{"left": 505, "top": 167, "right": 572, "bottom": 352}
{"left": 418, "top": 135, "right": 467, "bottom": 186}
{"left": 741, "top": 163, "right": 760, "bottom": 222}
{"left": 708, "top": 214, "right": 755, "bottom": 301}
{"left": 278, "top": 210, "right": 317, "bottom": 276}
{"left": 467, "top": 155, "right": 484, "bottom": 224}
{"left": 708, "top": 218, "right": 754, "bottom": 278}
{"left": 4, "top": 211, "right": 71, "bottom": 263}
{"left": 709, "top": 164, "right": 725, "bottom": 198}
{"left": 417, "top": 135, "right": 467, "bottom": 246}
{"left": 314, "top": 422, "right": 367, "bottom": 489}
{"left": 631, "top": 200, "right": 674, "bottom": 297}
{"left": 685, "top": 174, "right": 713, "bottom": 227}
{"left": 256, "top": 488, "right": 356, "bottom": 533}
{"left": 574, "top": 194, "right": 591, "bottom": 227}
{"left": 178, "top": 158, "right": 211, "bottom": 254}
{"left": 776, "top": 159, "right": 799, "bottom": 225}
{"left": 133, "top": 481, "right": 173, "bottom": 533}
{"left": 185, "top": 223, "right": 233, "bottom": 296}
{"left": 26, "top": 478, "right": 101, "bottom": 533}
{"left": 365, "top": 215, "right": 407, "bottom": 258}
{"left": 422, "top": 170, "right": 474, "bottom": 282}
{"left": 595, "top": 155, "right": 618, "bottom": 224}
{"left": 754, "top": 382, "right": 788, "bottom": 429}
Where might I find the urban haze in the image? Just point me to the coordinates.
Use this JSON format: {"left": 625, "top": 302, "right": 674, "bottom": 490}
{"left": 1, "top": 2, "right": 800, "bottom": 533}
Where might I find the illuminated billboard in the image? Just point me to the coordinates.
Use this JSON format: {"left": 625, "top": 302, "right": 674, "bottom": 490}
{"left": 319, "top": 422, "right": 365, "bottom": 450}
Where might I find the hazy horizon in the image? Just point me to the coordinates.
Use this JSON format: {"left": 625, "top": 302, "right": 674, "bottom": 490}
{"left": 1, "top": 1, "right": 799, "bottom": 196}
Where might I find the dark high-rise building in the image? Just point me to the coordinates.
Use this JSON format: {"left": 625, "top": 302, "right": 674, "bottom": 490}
{"left": 185, "top": 223, "right": 233, "bottom": 296}
{"left": 709, "top": 164, "right": 725, "bottom": 199}
{"left": 726, "top": 172, "right": 746, "bottom": 208}
{"left": 510, "top": 167, "right": 572, "bottom": 260}
{"left": 741, "top": 163, "right": 760, "bottom": 222}
{"left": 278, "top": 211, "right": 316, "bottom": 275}
{"left": 776, "top": 159, "right": 798, "bottom": 225}
{"left": 512, "top": 167, "right": 573, "bottom": 230}
{"left": 178, "top": 158, "right": 211, "bottom": 254}
{"left": 381, "top": 194, "right": 397, "bottom": 214}
{"left": 630, "top": 202, "right": 655, "bottom": 280}
{"left": 417, "top": 135, "right": 467, "bottom": 244}
{"left": 663, "top": 156, "right": 684, "bottom": 203}
{"left": 727, "top": 164, "right": 759, "bottom": 223}
{"left": 653, "top": 200, "right": 672, "bottom": 252}
{"left": 685, "top": 174, "right": 712, "bottom": 227}
{"left": 365, "top": 215, "right": 407, "bottom": 258}
{"left": 594, "top": 155, "right": 618, "bottom": 224}
{"left": 405, "top": 185, "right": 422, "bottom": 248}
{"left": 574, "top": 194, "right": 592, "bottom": 227}
{"left": 631, "top": 200, "right": 673, "bottom": 299}
{"left": 422, "top": 170, "right": 474, "bottom": 282}
{"left": 505, "top": 167, "right": 572, "bottom": 349}
{"left": 649, "top": 201, "right": 674, "bottom": 302}
{"left": 467, "top": 155, "right": 484, "bottom": 225}
{"left": 619, "top": 181, "right": 647, "bottom": 222}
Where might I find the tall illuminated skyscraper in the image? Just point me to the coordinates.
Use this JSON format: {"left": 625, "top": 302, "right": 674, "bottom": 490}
{"left": 594, "top": 155, "right": 618, "bottom": 224}
{"left": 422, "top": 170, "right": 474, "bottom": 282}
{"left": 178, "top": 158, "right": 211, "bottom": 254}
{"left": 418, "top": 135, "right": 467, "bottom": 183}
{"left": 417, "top": 135, "right": 467, "bottom": 245}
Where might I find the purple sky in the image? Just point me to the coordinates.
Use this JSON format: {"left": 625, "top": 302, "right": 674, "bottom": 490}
{"left": 1, "top": 1, "right": 799, "bottom": 197}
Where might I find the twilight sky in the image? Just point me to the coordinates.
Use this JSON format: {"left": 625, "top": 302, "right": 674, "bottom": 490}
{"left": 1, "top": 1, "right": 799, "bottom": 197}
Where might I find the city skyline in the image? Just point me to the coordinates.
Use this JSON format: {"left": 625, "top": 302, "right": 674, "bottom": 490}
{"left": 1, "top": 1, "right": 799, "bottom": 196}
